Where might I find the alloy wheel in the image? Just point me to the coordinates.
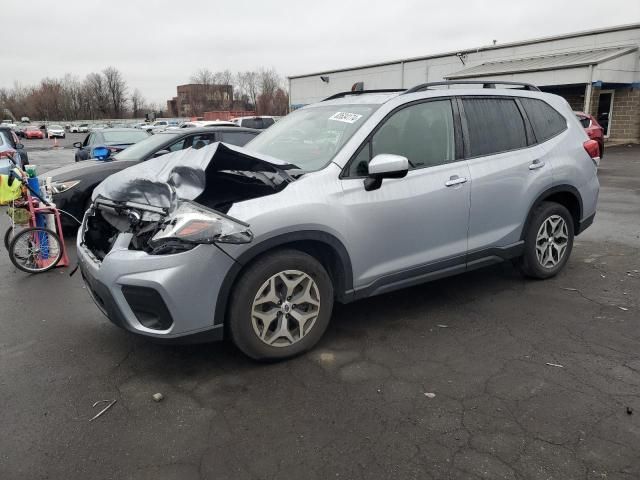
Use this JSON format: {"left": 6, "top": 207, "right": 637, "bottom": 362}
{"left": 251, "top": 270, "right": 321, "bottom": 347}
{"left": 535, "top": 215, "right": 569, "bottom": 268}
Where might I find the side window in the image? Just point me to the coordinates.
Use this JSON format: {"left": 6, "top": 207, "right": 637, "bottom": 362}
{"left": 189, "top": 133, "right": 217, "bottom": 149}
{"left": 462, "top": 98, "right": 527, "bottom": 157}
{"left": 84, "top": 134, "right": 93, "bottom": 146}
{"left": 167, "top": 138, "right": 187, "bottom": 152}
{"left": 346, "top": 100, "right": 455, "bottom": 177}
{"left": 520, "top": 98, "right": 567, "bottom": 142}
{"left": 262, "top": 118, "right": 275, "bottom": 128}
{"left": 221, "top": 131, "right": 258, "bottom": 146}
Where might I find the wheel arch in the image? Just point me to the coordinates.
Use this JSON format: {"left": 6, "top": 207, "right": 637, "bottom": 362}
{"left": 521, "top": 185, "right": 583, "bottom": 239}
{"left": 213, "top": 230, "right": 354, "bottom": 327}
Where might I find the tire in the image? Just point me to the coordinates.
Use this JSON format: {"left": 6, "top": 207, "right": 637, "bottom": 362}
{"left": 228, "top": 249, "right": 334, "bottom": 361}
{"left": 516, "top": 201, "right": 574, "bottom": 279}
{"left": 3, "top": 225, "right": 18, "bottom": 252}
{"left": 8, "top": 227, "right": 63, "bottom": 274}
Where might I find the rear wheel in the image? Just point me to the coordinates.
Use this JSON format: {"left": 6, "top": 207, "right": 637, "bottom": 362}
{"left": 8, "top": 227, "right": 63, "bottom": 274}
{"left": 228, "top": 249, "right": 334, "bottom": 361}
{"left": 516, "top": 201, "right": 574, "bottom": 279}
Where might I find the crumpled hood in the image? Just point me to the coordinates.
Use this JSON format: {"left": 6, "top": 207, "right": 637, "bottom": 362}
{"left": 92, "top": 142, "right": 297, "bottom": 214}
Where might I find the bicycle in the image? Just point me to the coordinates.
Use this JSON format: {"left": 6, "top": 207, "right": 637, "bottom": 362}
{"left": 2, "top": 155, "right": 71, "bottom": 273}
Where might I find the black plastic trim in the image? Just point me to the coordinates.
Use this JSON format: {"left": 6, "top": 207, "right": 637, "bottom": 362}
{"left": 521, "top": 185, "right": 584, "bottom": 239}
{"left": 576, "top": 212, "right": 595, "bottom": 235}
{"left": 352, "top": 242, "right": 524, "bottom": 300}
{"left": 214, "top": 231, "right": 354, "bottom": 325}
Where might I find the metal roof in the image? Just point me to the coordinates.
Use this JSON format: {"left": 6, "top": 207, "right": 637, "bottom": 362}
{"left": 288, "top": 23, "right": 640, "bottom": 79}
{"left": 445, "top": 46, "right": 638, "bottom": 79}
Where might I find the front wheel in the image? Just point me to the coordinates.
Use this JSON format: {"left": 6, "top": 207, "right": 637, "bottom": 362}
{"left": 228, "top": 249, "right": 334, "bottom": 361}
{"left": 8, "top": 227, "right": 63, "bottom": 274}
{"left": 516, "top": 202, "right": 574, "bottom": 279}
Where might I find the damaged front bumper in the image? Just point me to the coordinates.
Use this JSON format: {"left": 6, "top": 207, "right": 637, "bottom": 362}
{"left": 76, "top": 210, "right": 236, "bottom": 342}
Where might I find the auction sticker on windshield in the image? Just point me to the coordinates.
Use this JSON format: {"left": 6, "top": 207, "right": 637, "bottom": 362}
{"left": 329, "top": 112, "right": 363, "bottom": 124}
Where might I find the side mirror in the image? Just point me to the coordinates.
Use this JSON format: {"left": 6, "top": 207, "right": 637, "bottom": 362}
{"left": 364, "top": 154, "right": 409, "bottom": 191}
{"left": 73, "top": 142, "right": 83, "bottom": 148}
{"left": 91, "top": 146, "right": 111, "bottom": 161}
{"left": 15, "top": 143, "right": 24, "bottom": 149}
{"left": 152, "top": 149, "right": 171, "bottom": 158}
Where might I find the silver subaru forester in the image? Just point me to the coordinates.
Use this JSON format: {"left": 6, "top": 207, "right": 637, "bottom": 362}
{"left": 77, "top": 81, "right": 600, "bottom": 360}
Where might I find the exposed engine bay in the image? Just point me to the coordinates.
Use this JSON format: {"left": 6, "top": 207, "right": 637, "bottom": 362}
{"left": 83, "top": 142, "right": 300, "bottom": 258}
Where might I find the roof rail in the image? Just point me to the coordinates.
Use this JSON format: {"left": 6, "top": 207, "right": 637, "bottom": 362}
{"left": 322, "top": 89, "right": 405, "bottom": 102}
{"left": 404, "top": 80, "right": 541, "bottom": 94}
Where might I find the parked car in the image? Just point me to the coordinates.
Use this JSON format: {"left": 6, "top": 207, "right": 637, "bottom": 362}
{"left": 89, "top": 124, "right": 107, "bottom": 132}
{"left": 75, "top": 82, "right": 600, "bottom": 360}
{"left": 78, "top": 124, "right": 90, "bottom": 133}
{"left": 231, "top": 115, "right": 276, "bottom": 129}
{"left": 575, "top": 111, "right": 604, "bottom": 158}
{"left": 47, "top": 124, "right": 66, "bottom": 139}
{"left": 73, "top": 128, "right": 151, "bottom": 162}
{"left": 45, "top": 126, "right": 260, "bottom": 228}
{"left": 170, "top": 120, "right": 236, "bottom": 130}
{"left": 23, "top": 126, "right": 44, "bottom": 139}
{"left": 0, "top": 127, "right": 28, "bottom": 168}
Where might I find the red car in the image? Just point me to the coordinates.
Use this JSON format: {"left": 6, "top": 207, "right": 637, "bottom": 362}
{"left": 575, "top": 111, "right": 604, "bottom": 158}
{"left": 23, "top": 126, "right": 44, "bottom": 139}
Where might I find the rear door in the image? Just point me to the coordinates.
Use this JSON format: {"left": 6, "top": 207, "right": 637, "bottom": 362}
{"left": 461, "top": 96, "right": 552, "bottom": 259}
{"left": 339, "top": 98, "right": 471, "bottom": 289}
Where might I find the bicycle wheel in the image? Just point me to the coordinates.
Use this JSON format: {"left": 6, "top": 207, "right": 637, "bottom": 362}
{"left": 4, "top": 225, "right": 16, "bottom": 252}
{"left": 8, "top": 227, "right": 63, "bottom": 274}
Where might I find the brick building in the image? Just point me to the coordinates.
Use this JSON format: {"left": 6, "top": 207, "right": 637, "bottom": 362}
{"left": 290, "top": 23, "right": 640, "bottom": 143}
{"left": 166, "top": 83, "right": 233, "bottom": 117}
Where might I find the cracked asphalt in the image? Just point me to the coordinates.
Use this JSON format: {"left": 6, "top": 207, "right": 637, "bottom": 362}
{"left": 1, "top": 145, "right": 639, "bottom": 480}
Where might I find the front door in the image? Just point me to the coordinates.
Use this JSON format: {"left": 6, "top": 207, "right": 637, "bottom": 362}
{"left": 338, "top": 99, "right": 471, "bottom": 289}
{"left": 596, "top": 90, "right": 614, "bottom": 137}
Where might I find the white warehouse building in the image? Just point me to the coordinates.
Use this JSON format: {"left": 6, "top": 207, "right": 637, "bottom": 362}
{"left": 288, "top": 23, "right": 640, "bottom": 143}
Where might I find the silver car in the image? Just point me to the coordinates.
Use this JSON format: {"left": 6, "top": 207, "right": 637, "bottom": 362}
{"left": 77, "top": 81, "right": 600, "bottom": 360}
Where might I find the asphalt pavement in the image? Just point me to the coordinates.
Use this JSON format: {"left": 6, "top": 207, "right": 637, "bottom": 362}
{"left": 0, "top": 144, "right": 639, "bottom": 480}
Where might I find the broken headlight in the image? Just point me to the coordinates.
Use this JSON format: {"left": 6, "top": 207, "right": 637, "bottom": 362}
{"left": 50, "top": 179, "right": 81, "bottom": 194}
{"left": 149, "top": 201, "right": 253, "bottom": 250}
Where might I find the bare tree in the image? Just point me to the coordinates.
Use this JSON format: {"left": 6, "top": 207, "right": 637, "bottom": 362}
{"left": 190, "top": 68, "right": 215, "bottom": 85}
{"left": 103, "top": 67, "right": 128, "bottom": 117}
{"left": 84, "top": 72, "right": 110, "bottom": 118}
{"left": 131, "top": 88, "right": 145, "bottom": 118}
{"left": 243, "top": 71, "right": 260, "bottom": 109}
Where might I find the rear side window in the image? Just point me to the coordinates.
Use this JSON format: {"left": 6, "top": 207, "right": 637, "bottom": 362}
{"left": 462, "top": 98, "right": 527, "bottom": 157}
{"left": 576, "top": 115, "right": 590, "bottom": 129}
{"left": 221, "top": 131, "right": 257, "bottom": 146}
{"left": 520, "top": 98, "right": 567, "bottom": 142}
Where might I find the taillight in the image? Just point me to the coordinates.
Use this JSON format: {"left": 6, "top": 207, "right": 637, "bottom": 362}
{"left": 583, "top": 139, "right": 600, "bottom": 165}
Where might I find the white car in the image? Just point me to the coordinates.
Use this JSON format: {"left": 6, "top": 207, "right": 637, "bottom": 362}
{"left": 231, "top": 116, "right": 276, "bottom": 129}
{"left": 168, "top": 120, "right": 237, "bottom": 130}
{"left": 47, "top": 124, "right": 66, "bottom": 138}
{"left": 71, "top": 124, "right": 89, "bottom": 133}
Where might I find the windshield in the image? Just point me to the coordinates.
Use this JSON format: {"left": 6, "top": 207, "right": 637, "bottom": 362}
{"left": 114, "top": 132, "right": 181, "bottom": 160}
{"left": 244, "top": 104, "right": 377, "bottom": 171}
{"left": 49, "top": 125, "right": 62, "bottom": 129}
{"left": 103, "top": 130, "right": 149, "bottom": 144}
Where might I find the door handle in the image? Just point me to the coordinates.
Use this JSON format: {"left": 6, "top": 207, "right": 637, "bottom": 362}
{"left": 445, "top": 175, "right": 468, "bottom": 187}
{"left": 529, "top": 159, "right": 545, "bottom": 170}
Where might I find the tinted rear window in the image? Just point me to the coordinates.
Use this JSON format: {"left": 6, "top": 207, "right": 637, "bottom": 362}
{"left": 102, "top": 130, "right": 149, "bottom": 144}
{"left": 576, "top": 115, "right": 590, "bottom": 128}
{"left": 462, "top": 98, "right": 527, "bottom": 157}
{"left": 520, "top": 98, "right": 567, "bottom": 142}
{"left": 221, "top": 131, "right": 258, "bottom": 146}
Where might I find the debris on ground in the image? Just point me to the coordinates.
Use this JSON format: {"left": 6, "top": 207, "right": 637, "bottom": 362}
{"left": 618, "top": 307, "right": 629, "bottom": 311}
{"left": 436, "top": 324, "right": 449, "bottom": 328}
{"left": 89, "top": 399, "right": 117, "bottom": 422}
{"left": 152, "top": 393, "right": 164, "bottom": 402}
{"left": 561, "top": 287, "right": 578, "bottom": 292}
{"left": 627, "top": 407, "right": 633, "bottom": 415}
{"left": 423, "top": 392, "right": 436, "bottom": 398}
{"left": 545, "top": 362, "right": 564, "bottom": 368}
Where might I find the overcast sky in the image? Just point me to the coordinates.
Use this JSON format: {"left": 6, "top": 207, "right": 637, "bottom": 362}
{"left": 2, "top": 0, "right": 638, "bottom": 104}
